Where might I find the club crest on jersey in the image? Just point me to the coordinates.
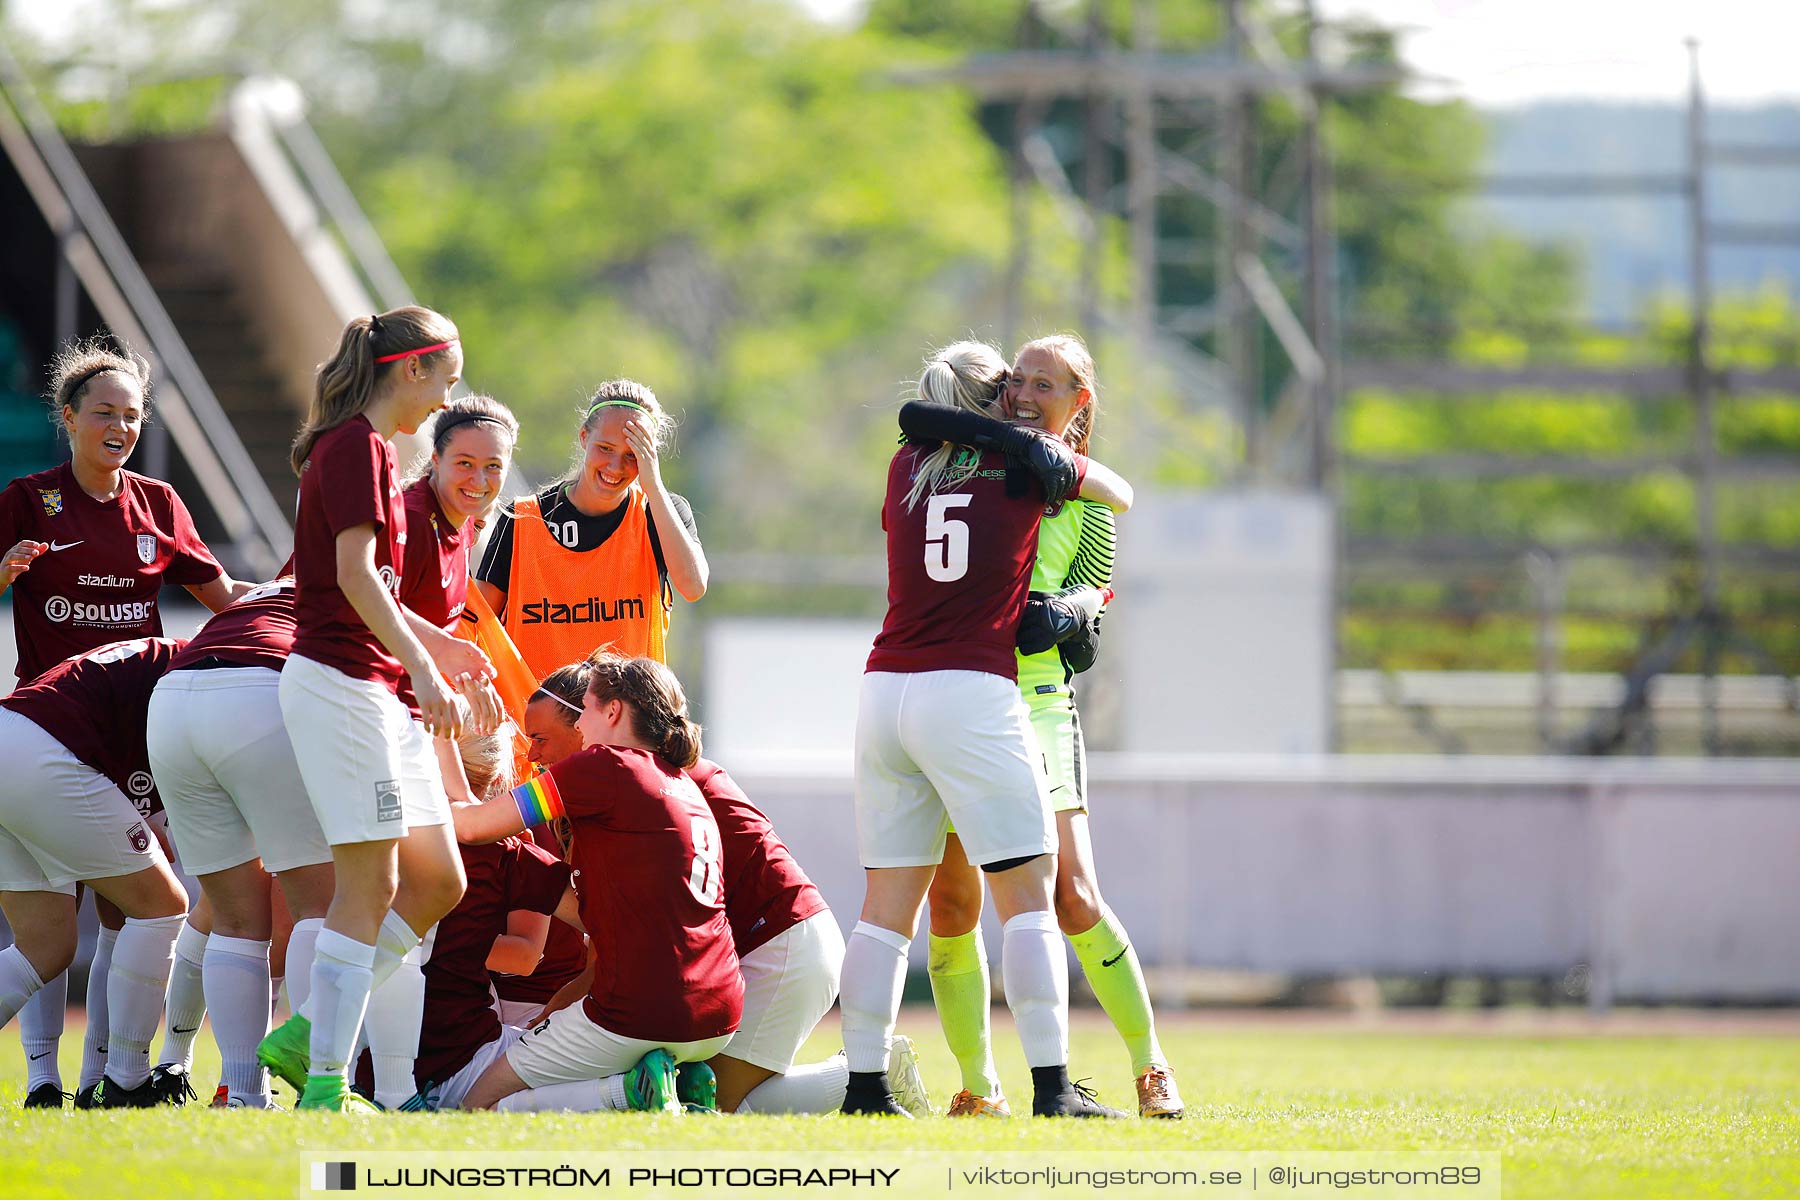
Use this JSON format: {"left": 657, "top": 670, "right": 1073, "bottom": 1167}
{"left": 136, "top": 534, "right": 156, "bottom": 565}
{"left": 126, "top": 822, "right": 150, "bottom": 853}
{"left": 38, "top": 489, "right": 62, "bottom": 516}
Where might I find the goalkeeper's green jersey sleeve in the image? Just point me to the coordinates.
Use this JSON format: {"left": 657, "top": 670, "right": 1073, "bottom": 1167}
{"left": 1016, "top": 498, "right": 1116, "bottom": 702}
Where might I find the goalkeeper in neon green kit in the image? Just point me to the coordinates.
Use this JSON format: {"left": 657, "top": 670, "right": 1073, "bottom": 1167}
{"left": 898, "top": 334, "right": 1183, "bottom": 1120}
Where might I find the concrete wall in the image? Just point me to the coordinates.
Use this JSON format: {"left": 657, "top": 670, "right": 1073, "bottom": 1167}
{"left": 722, "top": 753, "right": 1800, "bottom": 1007}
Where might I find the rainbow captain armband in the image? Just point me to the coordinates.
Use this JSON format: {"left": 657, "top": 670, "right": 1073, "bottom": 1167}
{"left": 512, "top": 773, "right": 564, "bottom": 827}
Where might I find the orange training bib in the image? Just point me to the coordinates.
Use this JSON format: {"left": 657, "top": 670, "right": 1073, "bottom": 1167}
{"left": 502, "top": 488, "right": 669, "bottom": 679}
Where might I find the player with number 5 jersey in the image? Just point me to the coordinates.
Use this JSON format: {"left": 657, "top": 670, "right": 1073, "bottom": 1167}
{"left": 842, "top": 341, "right": 1131, "bottom": 1120}
{"left": 452, "top": 652, "right": 741, "bottom": 1113}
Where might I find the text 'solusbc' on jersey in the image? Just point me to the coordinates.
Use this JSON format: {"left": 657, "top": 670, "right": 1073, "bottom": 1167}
{"left": 519, "top": 596, "right": 647, "bottom": 626}
{"left": 44, "top": 598, "right": 157, "bottom": 626}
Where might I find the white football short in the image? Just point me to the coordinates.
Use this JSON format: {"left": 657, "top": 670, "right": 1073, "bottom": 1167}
{"left": 147, "top": 667, "right": 332, "bottom": 875}
{"left": 494, "top": 997, "right": 544, "bottom": 1028}
{"left": 854, "top": 669, "right": 1055, "bottom": 869}
{"left": 720, "top": 912, "right": 844, "bottom": 1073}
{"left": 506, "top": 1003, "right": 732, "bottom": 1089}
{"left": 434, "top": 1024, "right": 525, "bottom": 1111}
{"left": 279, "top": 654, "right": 449, "bottom": 847}
{"left": 0, "top": 707, "right": 170, "bottom": 894}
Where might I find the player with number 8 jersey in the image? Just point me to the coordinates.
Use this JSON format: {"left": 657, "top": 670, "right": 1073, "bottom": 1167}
{"left": 451, "top": 652, "right": 740, "bottom": 1112}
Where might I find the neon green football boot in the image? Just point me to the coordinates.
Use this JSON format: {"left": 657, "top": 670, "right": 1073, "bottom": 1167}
{"left": 623, "top": 1049, "right": 679, "bottom": 1113}
{"left": 296, "top": 1073, "right": 381, "bottom": 1114}
{"left": 256, "top": 1014, "right": 313, "bottom": 1090}
{"left": 675, "top": 1061, "right": 719, "bottom": 1113}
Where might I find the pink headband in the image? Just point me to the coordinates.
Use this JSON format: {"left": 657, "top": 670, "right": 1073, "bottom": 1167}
{"left": 375, "top": 340, "right": 456, "bottom": 364}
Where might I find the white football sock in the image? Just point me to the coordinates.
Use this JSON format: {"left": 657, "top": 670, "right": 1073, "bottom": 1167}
{"left": 106, "top": 914, "right": 185, "bottom": 1089}
{"left": 839, "top": 921, "right": 910, "bottom": 1074}
{"left": 306, "top": 930, "right": 375, "bottom": 1079}
{"left": 494, "top": 1075, "right": 623, "bottom": 1113}
{"left": 78, "top": 926, "right": 119, "bottom": 1089}
{"left": 283, "top": 918, "right": 323, "bottom": 1017}
{"left": 1001, "top": 910, "right": 1069, "bottom": 1069}
{"left": 736, "top": 1055, "right": 850, "bottom": 1113}
{"left": 203, "top": 935, "right": 272, "bottom": 1105}
{"left": 19, "top": 969, "right": 65, "bottom": 1090}
{"left": 372, "top": 910, "right": 420, "bottom": 985}
{"left": 0, "top": 945, "right": 46, "bottom": 1030}
{"left": 364, "top": 942, "right": 425, "bottom": 1110}
{"left": 156, "top": 919, "right": 208, "bottom": 1068}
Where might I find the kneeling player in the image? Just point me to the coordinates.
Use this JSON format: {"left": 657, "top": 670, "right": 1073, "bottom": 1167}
{"left": 0, "top": 638, "right": 190, "bottom": 1107}
{"left": 453, "top": 653, "right": 741, "bottom": 1111}
{"left": 358, "top": 733, "right": 577, "bottom": 1110}
{"left": 689, "top": 759, "right": 926, "bottom": 1116}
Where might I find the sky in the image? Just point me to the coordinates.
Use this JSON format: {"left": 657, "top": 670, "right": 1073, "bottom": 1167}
{"left": 800, "top": 0, "right": 1800, "bottom": 107}
{"left": 8, "top": 0, "right": 1800, "bottom": 107}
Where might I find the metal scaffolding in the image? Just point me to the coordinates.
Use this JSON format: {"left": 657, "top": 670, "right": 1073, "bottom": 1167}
{"left": 917, "top": 3, "right": 1800, "bottom": 754}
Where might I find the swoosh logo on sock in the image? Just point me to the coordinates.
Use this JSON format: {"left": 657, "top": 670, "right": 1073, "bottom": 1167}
{"left": 171, "top": 1025, "right": 198, "bottom": 1035}
{"left": 1102, "top": 946, "right": 1130, "bottom": 968}
{"left": 29, "top": 1051, "right": 51, "bottom": 1060}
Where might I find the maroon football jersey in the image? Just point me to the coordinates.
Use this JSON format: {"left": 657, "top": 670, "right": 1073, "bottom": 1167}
{"left": 1, "top": 636, "right": 184, "bottom": 815}
{"left": 516, "top": 746, "right": 742, "bottom": 1042}
{"left": 169, "top": 578, "right": 297, "bottom": 673}
{"left": 688, "top": 758, "right": 828, "bottom": 957}
{"left": 290, "top": 416, "right": 408, "bottom": 690}
{"left": 866, "top": 445, "right": 1087, "bottom": 680}
{"left": 414, "top": 836, "right": 571, "bottom": 1088}
{"left": 0, "top": 463, "right": 222, "bottom": 683}
{"left": 395, "top": 479, "right": 468, "bottom": 717}
{"left": 492, "top": 823, "right": 588, "bottom": 1005}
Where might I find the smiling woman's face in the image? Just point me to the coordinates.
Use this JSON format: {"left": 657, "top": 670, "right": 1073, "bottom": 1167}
{"left": 431, "top": 422, "right": 511, "bottom": 525}
{"left": 573, "top": 407, "right": 639, "bottom": 511}
{"left": 64, "top": 374, "right": 143, "bottom": 474}
{"left": 1004, "top": 346, "right": 1088, "bottom": 439}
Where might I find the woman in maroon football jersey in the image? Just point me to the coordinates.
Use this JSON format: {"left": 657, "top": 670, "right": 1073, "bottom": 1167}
{"left": 452, "top": 653, "right": 741, "bottom": 1113}
{"left": 0, "top": 341, "right": 259, "bottom": 1105}
{"left": 686, "top": 756, "right": 853, "bottom": 1115}
{"left": 842, "top": 341, "right": 1128, "bottom": 1119}
{"left": 354, "top": 394, "right": 520, "bottom": 1110}
{"left": 254, "top": 306, "right": 495, "bottom": 1113}
{"left": 490, "top": 661, "right": 592, "bottom": 1026}
{"left": 0, "top": 341, "right": 256, "bottom": 684}
{"left": 367, "top": 730, "right": 573, "bottom": 1112}
{"left": 145, "top": 575, "right": 335, "bottom": 1108}
{"left": 0, "top": 637, "right": 192, "bottom": 1107}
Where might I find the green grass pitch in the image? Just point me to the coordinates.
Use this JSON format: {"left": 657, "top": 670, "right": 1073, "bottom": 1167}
{"left": 1, "top": 1011, "right": 1794, "bottom": 1199}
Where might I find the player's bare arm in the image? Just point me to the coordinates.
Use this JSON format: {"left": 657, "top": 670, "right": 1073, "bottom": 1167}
{"left": 0, "top": 539, "right": 46, "bottom": 593}
{"left": 485, "top": 910, "right": 550, "bottom": 977}
{"left": 184, "top": 573, "right": 258, "bottom": 612}
{"left": 624, "top": 413, "right": 708, "bottom": 600}
{"left": 336, "top": 522, "right": 467, "bottom": 740}
{"left": 1073, "top": 460, "right": 1132, "bottom": 513}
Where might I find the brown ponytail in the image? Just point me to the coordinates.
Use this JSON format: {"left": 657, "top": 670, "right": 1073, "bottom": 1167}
{"left": 583, "top": 652, "right": 702, "bottom": 768}
{"left": 291, "top": 305, "right": 459, "bottom": 476}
